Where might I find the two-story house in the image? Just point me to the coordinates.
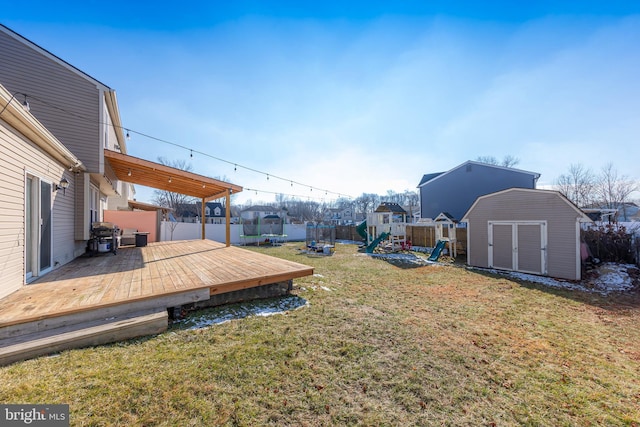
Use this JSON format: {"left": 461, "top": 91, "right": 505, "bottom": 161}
{"left": 323, "top": 207, "right": 355, "bottom": 225}
{"left": 175, "top": 202, "right": 228, "bottom": 224}
{"left": 417, "top": 160, "right": 540, "bottom": 221}
{"left": 0, "top": 24, "right": 133, "bottom": 260}
{"left": 1, "top": 24, "right": 245, "bottom": 302}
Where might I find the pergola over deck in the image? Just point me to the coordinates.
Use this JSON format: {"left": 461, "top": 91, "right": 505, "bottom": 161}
{"left": 105, "top": 149, "right": 242, "bottom": 245}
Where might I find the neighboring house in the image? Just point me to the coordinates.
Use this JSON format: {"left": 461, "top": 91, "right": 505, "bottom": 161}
{"left": 175, "top": 202, "right": 227, "bottom": 224}
{"left": 462, "top": 188, "right": 592, "bottom": 281}
{"left": 417, "top": 161, "right": 540, "bottom": 221}
{"left": 241, "top": 205, "right": 287, "bottom": 222}
{"left": 324, "top": 207, "right": 355, "bottom": 225}
{"left": 584, "top": 202, "right": 640, "bottom": 223}
{"left": 0, "top": 83, "right": 85, "bottom": 298}
{"left": 0, "top": 24, "right": 133, "bottom": 258}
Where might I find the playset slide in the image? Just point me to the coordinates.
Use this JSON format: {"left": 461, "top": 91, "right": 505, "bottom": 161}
{"left": 366, "top": 231, "right": 390, "bottom": 253}
{"left": 428, "top": 240, "right": 446, "bottom": 261}
{"left": 356, "top": 221, "right": 368, "bottom": 240}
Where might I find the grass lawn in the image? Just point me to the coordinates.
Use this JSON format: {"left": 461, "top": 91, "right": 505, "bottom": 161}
{"left": 1, "top": 242, "right": 639, "bottom": 426}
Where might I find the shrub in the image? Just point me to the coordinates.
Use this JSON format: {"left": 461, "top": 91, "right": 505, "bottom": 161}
{"left": 582, "top": 224, "right": 635, "bottom": 264}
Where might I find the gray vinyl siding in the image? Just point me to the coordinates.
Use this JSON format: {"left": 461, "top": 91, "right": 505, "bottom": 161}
{"left": 0, "top": 119, "right": 76, "bottom": 298}
{"left": 465, "top": 189, "right": 583, "bottom": 280}
{"left": 0, "top": 28, "right": 103, "bottom": 173}
{"left": 419, "top": 163, "right": 537, "bottom": 220}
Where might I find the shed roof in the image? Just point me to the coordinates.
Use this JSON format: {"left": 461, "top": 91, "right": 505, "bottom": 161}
{"left": 128, "top": 200, "right": 171, "bottom": 212}
{"left": 462, "top": 188, "right": 592, "bottom": 222}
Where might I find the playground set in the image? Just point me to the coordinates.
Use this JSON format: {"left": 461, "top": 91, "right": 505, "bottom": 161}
{"left": 356, "top": 203, "right": 454, "bottom": 261}
{"left": 356, "top": 202, "right": 411, "bottom": 253}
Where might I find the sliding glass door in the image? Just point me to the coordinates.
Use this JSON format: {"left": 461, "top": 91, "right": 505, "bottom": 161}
{"left": 25, "top": 175, "right": 53, "bottom": 281}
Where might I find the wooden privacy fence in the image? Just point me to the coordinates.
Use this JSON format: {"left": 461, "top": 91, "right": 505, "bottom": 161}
{"left": 336, "top": 225, "right": 363, "bottom": 242}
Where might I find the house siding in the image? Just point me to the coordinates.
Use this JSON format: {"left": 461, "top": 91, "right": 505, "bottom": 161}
{"left": 419, "top": 162, "right": 537, "bottom": 220}
{"left": 465, "top": 189, "right": 584, "bottom": 281}
{"left": 0, "top": 27, "right": 103, "bottom": 173}
{"left": 0, "top": 118, "right": 76, "bottom": 298}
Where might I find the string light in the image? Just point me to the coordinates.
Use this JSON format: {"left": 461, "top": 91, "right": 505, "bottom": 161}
{"left": 244, "top": 187, "right": 342, "bottom": 202}
{"left": 15, "top": 92, "right": 354, "bottom": 199}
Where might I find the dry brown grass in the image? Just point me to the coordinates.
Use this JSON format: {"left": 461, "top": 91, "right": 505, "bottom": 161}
{"left": 1, "top": 242, "right": 639, "bottom": 426}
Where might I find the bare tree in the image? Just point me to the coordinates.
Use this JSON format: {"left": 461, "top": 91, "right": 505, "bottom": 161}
{"left": 595, "top": 163, "right": 639, "bottom": 217}
{"left": 355, "top": 193, "right": 379, "bottom": 219}
{"left": 555, "top": 163, "right": 596, "bottom": 207}
{"left": 151, "top": 157, "right": 197, "bottom": 213}
{"left": 476, "top": 155, "right": 520, "bottom": 168}
{"left": 501, "top": 155, "right": 520, "bottom": 168}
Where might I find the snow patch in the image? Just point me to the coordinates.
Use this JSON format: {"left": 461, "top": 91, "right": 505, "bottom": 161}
{"left": 175, "top": 295, "right": 309, "bottom": 330}
{"left": 486, "top": 262, "right": 638, "bottom": 295}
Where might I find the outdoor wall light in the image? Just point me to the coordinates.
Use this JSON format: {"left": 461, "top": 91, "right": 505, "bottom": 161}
{"left": 54, "top": 178, "right": 70, "bottom": 195}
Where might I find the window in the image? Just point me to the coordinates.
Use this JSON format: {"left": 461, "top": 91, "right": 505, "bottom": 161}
{"left": 89, "top": 185, "right": 99, "bottom": 224}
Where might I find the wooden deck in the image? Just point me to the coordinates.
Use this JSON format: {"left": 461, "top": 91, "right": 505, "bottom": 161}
{"left": 0, "top": 240, "right": 314, "bottom": 329}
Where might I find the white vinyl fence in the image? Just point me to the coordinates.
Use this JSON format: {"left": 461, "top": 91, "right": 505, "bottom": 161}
{"left": 160, "top": 221, "right": 307, "bottom": 245}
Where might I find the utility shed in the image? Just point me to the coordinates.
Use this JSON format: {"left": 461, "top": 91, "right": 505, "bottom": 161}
{"left": 462, "top": 188, "right": 592, "bottom": 281}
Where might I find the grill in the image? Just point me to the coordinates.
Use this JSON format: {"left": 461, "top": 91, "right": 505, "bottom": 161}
{"left": 88, "top": 222, "right": 119, "bottom": 255}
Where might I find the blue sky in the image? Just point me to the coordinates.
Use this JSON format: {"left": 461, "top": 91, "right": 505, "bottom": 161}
{"left": 3, "top": 2, "right": 640, "bottom": 205}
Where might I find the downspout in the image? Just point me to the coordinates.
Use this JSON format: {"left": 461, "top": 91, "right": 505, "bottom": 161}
{"left": 226, "top": 189, "right": 231, "bottom": 247}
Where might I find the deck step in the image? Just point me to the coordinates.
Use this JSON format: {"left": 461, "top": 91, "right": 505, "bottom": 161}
{"left": 0, "top": 288, "right": 208, "bottom": 341}
{"left": 0, "top": 308, "right": 168, "bottom": 366}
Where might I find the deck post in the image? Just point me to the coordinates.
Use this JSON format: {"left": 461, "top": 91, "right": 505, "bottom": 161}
{"left": 225, "top": 189, "right": 231, "bottom": 247}
{"left": 201, "top": 197, "right": 206, "bottom": 240}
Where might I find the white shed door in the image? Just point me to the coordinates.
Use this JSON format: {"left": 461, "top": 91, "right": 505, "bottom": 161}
{"left": 488, "top": 221, "right": 547, "bottom": 275}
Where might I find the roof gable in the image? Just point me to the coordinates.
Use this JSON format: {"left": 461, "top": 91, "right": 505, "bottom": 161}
{"left": 0, "top": 24, "right": 111, "bottom": 91}
{"left": 417, "top": 172, "right": 444, "bottom": 187}
{"left": 418, "top": 160, "right": 540, "bottom": 188}
{"left": 374, "top": 202, "right": 407, "bottom": 213}
{"left": 462, "top": 188, "right": 592, "bottom": 222}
